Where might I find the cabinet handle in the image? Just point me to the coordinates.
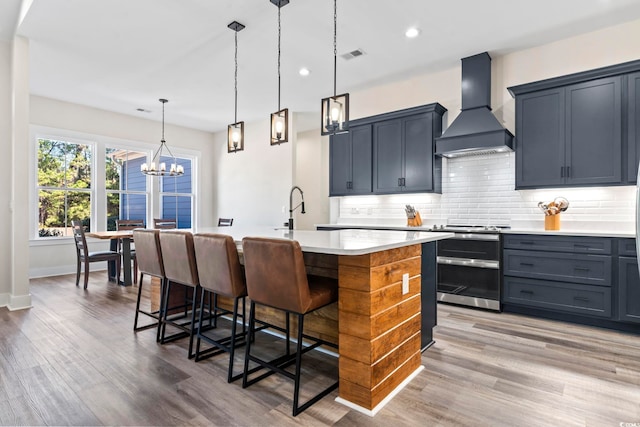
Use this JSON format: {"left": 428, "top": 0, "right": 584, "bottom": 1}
{"left": 398, "top": 178, "right": 402, "bottom": 187}
{"left": 574, "top": 266, "right": 590, "bottom": 271}
{"left": 402, "top": 178, "right": 406, "bottom": 186}
{"left": 519, "top": 262, "right": 534, "bottom": 267}
{"left": 567, "top": 166, "right": 571, "bottom": 177}
{"left": 519, "top": 290, "right": 534, "bottom": 294}
{"left": 561, "top": 166, "right": 565, "bottom": 177}
{"left": 346, "top": 181, "right": 353, "bottom": 189}
{"left": 573, "top": 296, "right": 590, "bottom": 302}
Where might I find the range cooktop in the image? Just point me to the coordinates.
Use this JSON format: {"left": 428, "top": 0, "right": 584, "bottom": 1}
{"left": 431, "top": 225, "right": 511, "bottom": 233}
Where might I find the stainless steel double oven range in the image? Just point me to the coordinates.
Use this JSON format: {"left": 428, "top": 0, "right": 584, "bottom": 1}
{"left": 434, "top": 225, "right": 506, "bottom": 311}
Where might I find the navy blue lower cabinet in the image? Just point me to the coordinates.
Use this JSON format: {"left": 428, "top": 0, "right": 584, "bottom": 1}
{"left": 504, "top": 276, "right": 611, "bottom": 318}
{"left": 618, "top": 256, "right": 640, "bottom": 324}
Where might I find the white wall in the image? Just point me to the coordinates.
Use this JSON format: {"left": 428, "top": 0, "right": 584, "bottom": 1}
{"left": 28, "top": 96, "right": 217, "bottom": 278}
{"left": 294, "top": 128, "right": 330, "bottom": 230}
{"left": 0, "top": 40, "right": 12, "bottom": 306}
{"left": 211, "top": 112, "right": 327, "bottom": 230}
{"left": 331, "top": 18, "right": 640, "bottom": 229}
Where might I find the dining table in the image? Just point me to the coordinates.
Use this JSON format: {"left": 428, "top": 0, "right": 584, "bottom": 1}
{"left": 85, "top": 230, "right": 135, "bottom": 286}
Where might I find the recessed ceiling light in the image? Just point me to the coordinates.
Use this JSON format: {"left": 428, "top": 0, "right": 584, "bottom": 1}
{"left": 405, "top": 27, "right": 420, "bottom": 38}
{"left": 299, "top": 67, "right": 310, "bottom": 76}
{"left": 136, "top": 108, "right": 151, "bottom": 113}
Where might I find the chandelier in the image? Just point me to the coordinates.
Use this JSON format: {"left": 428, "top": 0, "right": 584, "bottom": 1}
{"left": 141, "top": 98, "right": 184, "bottom": 176}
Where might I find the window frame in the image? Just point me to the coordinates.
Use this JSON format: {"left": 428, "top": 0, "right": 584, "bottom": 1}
{"left": 30, "top": 125, "right": 199, "bottom": 242}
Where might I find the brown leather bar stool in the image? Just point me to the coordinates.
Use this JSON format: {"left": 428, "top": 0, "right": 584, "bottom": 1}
{"left": 158, "top": 230, "right": 202, "bottom": 358}
{"left": 241, "top": 237, "right": 339, "bottom": 416}
{"left": 193, "top": 233, "right": 247, "bottom": 382}
{"left": 132, "top": 229, "right": 165, "bottom": 341}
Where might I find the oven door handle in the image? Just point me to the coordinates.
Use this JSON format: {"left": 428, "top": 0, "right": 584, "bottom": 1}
{"left": 437, "top": 256, "right": 500, "bottom": 269}
{"left": 451, "top": 233, "right": 500, "bottom": 241}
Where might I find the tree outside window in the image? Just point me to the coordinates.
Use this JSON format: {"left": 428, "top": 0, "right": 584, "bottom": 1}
{"left": 37, "top": 139, "right": 92, "bottom": 237}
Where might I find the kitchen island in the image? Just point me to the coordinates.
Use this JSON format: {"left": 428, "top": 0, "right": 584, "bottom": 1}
{"left": 196, "top": 227, "right": 453, "bottom": 415}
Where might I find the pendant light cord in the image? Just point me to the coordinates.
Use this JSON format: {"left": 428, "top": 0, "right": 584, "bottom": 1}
{"left": 333, "top": 0, "right": 337, "bottom": 97}
{"left": 277, "top": 5, "right": 281, "bottom": 111}
{"left": 234, "top": 30, "right": 238, "bottom": 124}
{"left": 161, "top": 100, "right": 165, "bottom": 142}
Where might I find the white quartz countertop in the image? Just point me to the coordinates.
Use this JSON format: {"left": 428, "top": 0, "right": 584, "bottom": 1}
{"left": 196, "top": 226, "right": 453, "bottom": 256}
{"left": 315, "top": 223, "right": 635, "bottom": 239}
{"left": 503, "top": 229, "right": 635, "bottom": 238}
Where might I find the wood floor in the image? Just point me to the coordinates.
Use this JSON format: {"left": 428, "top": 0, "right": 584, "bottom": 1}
{"left": 1, "top": 273, "right": 639, "bottom": 426}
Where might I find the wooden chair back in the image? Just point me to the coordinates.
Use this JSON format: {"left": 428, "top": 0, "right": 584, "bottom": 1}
{"left": 117, "top": 219, "right": 145, "bottom": 230}
{"left": 71, "top": 220, "right": 89, "bottom": 259}
{"left": 154, "top": 218, "right": 177, "bottom": 229}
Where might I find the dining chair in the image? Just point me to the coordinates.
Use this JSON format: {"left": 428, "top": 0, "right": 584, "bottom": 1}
{"left": 241, "top": 237, "right": 339, "bottom": 416}
{"left": 71, "top": 220, "right": 121, "bottom": 290}
{"left": 218, "top": 218, "right": 234, "bottom": 227}
{"left": 116, "top": 219, "right": 144, "bottom": 284}
{"left": 154, "top": 218, "right": 177, "bottom": 229}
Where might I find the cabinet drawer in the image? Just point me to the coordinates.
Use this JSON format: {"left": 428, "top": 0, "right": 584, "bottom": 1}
{"left": 503, "top": 234, "right": 611, "bottom": 254}
{"left": 618, "top": 238, "right": 637, "bottom": 257}
{"left": 504, "top": 276, "right": 611, "bottom": 318}
{"left": 504, "top": 249, "right": 611, "bottom": 286}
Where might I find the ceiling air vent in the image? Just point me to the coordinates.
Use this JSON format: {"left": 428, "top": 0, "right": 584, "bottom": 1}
{"left": 341, "top": 49, "right": 365, "bottom": 60}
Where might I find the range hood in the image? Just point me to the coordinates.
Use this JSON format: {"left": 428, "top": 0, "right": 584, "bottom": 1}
{"left": 435, "top": 52, "right": 513, "bottom": 158}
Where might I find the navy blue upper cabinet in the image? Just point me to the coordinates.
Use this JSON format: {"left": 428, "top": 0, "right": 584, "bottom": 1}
{"left": 372, "top": 109, "right": 443, "bottom": 194}
{"left": 512, "top": 76, "right": 622, "bottom": 189}
{"left": 628, "top": 71, "right": 640, "bottom": 183}
{"left": 566, "top": 77, "right": 622, "bottom": 186}
{"left": 330, "top": 103, "right": 445, "bottom": 197}
{"left": 516, "top": 88, "right": 565, "bottom": 188}
{"left": 329, "top": 125, "right": 372, "bottom": 196}
{"left": 508, "top": 59, "right": 640, "bottom": 189}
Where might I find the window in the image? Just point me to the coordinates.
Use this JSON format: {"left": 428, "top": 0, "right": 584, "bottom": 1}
{"left": 106, "top": 148, "right": 148, "bottom": 230}
{"left": 32, "top": 127, "right": 198, "bottom": 240}
{"left": 159, "top": 156, "right": 193, "bottom": 229}
{"left": 37, "top": 138, "right": 92, "bottom": 237}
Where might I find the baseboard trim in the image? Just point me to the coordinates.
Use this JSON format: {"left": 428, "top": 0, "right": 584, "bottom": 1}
{"left": 7, "top": 293, "right": 32, "bottom": 311}
{"left": 0, "top": 293, "right": 9, "bottom": 308}
{"left": 29, "top": 264, "right": 108, "bottom": 279}
{"left": 335, "top": 365, "right": 425, "bottom": 417}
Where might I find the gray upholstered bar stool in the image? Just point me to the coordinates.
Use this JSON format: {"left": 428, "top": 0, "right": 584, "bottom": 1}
{"left": 241, "top": 237, "right": 339, "bottom": 416}
{"left": 131, "top": 229, "right": 165, "bottom": 341}
{"left": 158, "top": 230, "right": 202, "bottom": 359}
{"left": 193, "top": 233, "right": 247, "bottom": 382}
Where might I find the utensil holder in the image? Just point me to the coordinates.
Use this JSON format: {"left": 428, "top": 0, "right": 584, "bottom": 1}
{"left": 544, "top": 214, "right": 560, "bottom": 230}
{"left": 407, "top": 211, "right": 422, "bottom": 227}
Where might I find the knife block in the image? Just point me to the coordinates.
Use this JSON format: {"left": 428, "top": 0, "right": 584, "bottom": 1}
{"left": 544, "top": 214, "right": 560, "bottom": 230}
{"left": 407, "top": 211, "right": 422, "bottom": 227}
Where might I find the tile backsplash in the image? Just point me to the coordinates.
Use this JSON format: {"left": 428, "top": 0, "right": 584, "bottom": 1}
{"left": 334, "top": 152, "right": 636, "bottom": 231}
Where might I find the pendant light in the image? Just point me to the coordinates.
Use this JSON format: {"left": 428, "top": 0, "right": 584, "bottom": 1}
{"left": 228, "top": 21, "right": 245, "bottom": 153}
{"left": 320, "top": 0, "right": 349, "bottom": 135}
{"left": 270, "top": 0, "right": 289, "bottom": 145}
{"left": 141, "top": 99, "right": 184, "bottom": 176}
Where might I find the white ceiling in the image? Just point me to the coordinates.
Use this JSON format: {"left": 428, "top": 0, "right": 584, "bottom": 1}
{"left": 3, "top": 0, "right": 640, "bottom": 132}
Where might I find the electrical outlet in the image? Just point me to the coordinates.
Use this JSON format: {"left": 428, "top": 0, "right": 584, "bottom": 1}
{"left": 402, "top": 273, "right": 409, "bottom": 295}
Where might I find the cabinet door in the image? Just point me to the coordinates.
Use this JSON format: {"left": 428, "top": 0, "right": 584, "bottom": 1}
{"left": 619, "top": 256, "right": 640, "bottom": 324}
{"left": 329, "top": 132, "right": 351, "bottom": 196}
{"left": 373, "top": 119, "right": 403, "bottom": 193}
{"left": 403, "top": 113, "right": 434, "bottom": 192}
{"left": 350, "top": 125, "right": 372, "bottom": 194}
{"left": 565, "top": 76, "right": 622, "bottom": 185}
{"left": 628, "top": 72, "right": 640, "bottom": 183}
{"left": 515, "top": 88, "right": 565, "bottom": 188}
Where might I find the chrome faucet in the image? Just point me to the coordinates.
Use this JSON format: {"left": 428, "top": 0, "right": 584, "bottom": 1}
{"left": 288, "top": 186, "right": 305, "bottom": 230}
